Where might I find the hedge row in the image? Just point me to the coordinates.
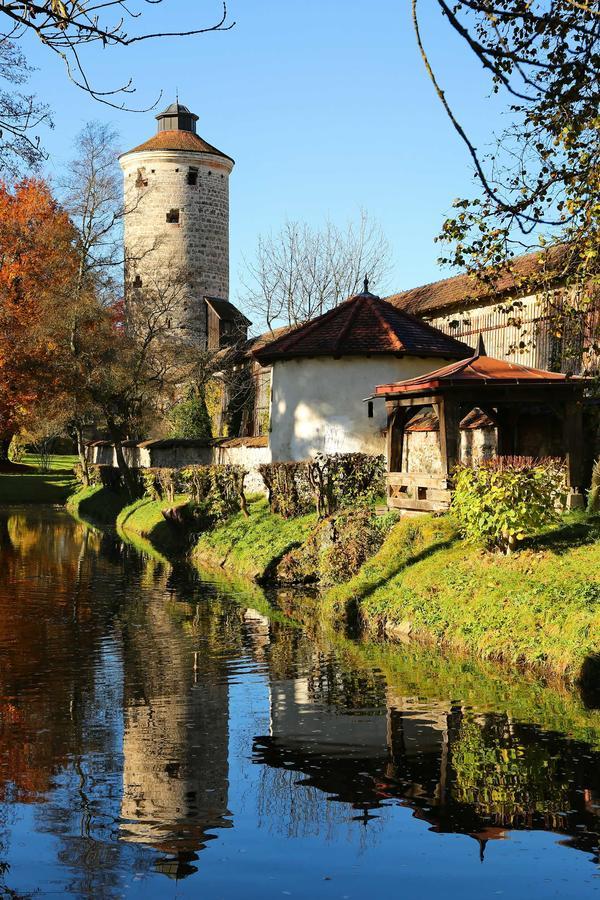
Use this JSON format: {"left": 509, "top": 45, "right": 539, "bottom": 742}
{"left": 75, "top": 463, "right": 248, "bottom": 522}
{"left": 259, "top": 453, "right": 386, "bottom": 519}
{"left": 75, "top": 452, "right": 386, "bottom": 522}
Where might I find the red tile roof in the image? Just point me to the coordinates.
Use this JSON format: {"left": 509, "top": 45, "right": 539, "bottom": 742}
{"left": 387, "top": 245, "right": 570, "bottom": 317}
{"left": 123, "top": 129, "right": 234, "bottom": 162}
{"left": 375, "top": 351, "right": 581, "bottom": 396}
{"left": 253, "top": 291, "right": 473, "bottom": 364}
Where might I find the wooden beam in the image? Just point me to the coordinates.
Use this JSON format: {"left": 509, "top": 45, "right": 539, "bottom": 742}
{"left": 437, "top": 396, "right": 461, "bottom": 477}
{"left": 563, "top": 397, "right": 584, "bottom": 489}
{"left": 387, "top": 473, "right": 451, "bottom": 490}
{"left": 388, "top": 497, "right": 451, "bottom": 512}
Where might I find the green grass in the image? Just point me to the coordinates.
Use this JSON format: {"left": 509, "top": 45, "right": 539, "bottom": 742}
{"left": 193, "top": 496, "right": 317, "bottom": 581}
{"left": 117, "top": 494, "right": 194, "bottom": 555}
{"left": 67, "top": 484, "right": 130, "bottom": 526}
{"left": 0, "top": 454, "right": 78, "bottom": 504}
{"left": 323, "top": 512, "right": 600, "bottom": 680}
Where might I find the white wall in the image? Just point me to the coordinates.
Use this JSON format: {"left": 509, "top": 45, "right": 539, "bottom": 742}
{"left": 214, "top": 443, "right": 272, "bottom": 495}
{"left": 268, "top": 355, "right": 453, "bottom": 462}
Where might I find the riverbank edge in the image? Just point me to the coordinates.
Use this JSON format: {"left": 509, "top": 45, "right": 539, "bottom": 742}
{"left": 323, "top": 513, "right": 600, "bottom": 684}
{"left": 66, "top": 484, "right": 600, "bottom": 683}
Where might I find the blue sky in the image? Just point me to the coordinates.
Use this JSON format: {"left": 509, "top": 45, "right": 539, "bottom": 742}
{"left": 20, "top": 0, "right": 506, "bottom": 306}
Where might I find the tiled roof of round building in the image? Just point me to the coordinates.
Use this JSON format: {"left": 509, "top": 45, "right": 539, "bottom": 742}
{"left": 253, "top": 289, "right": 474, "bottom": 364}
{"left": 122, "top": 129, "right": 234, "bottom": 162}
{"left": 375, "top": 349, "right": 582, "bottom": 396}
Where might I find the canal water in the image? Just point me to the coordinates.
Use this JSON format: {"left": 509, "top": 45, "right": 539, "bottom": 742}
{"left": 0, "top": 507, "right": 598, "bottom": 898}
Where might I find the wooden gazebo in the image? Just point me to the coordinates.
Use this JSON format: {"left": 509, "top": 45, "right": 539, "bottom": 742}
{"left": 373, "top": 345, "right": 586, "bottom": 514}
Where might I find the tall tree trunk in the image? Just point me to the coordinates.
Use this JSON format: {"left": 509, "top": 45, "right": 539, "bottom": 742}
{"left": 106, "top": 419, "right": 137, "bottom": 499}
{"left": 0, "top": 437, "right": 12, "bottom": 464}
{"left": 74, "top": 425, "right": 90, "bottom": 486}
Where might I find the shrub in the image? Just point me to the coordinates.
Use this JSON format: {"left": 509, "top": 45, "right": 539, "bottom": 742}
{"left": 167, "top": 389, "right": 212, "bottom": 440}
{"left": 258, "top": 462, "right": 313, "bottom": 518}
{"left": 308, "top": 452, "right": 385, "bottom": 517}
{"left": 142, "top": 467, "right": 181, "bottom": 503}
{"left": 73, "top": 463, "right": 86, "bottom": 485}
{"left": 205, "top": 464, "right": 248, "bottom": 520}
{"left": 260, "top": 453, "right": 386, "bottom": 520}
{"left": 452, "top": 457, "right": 567, "bottom": 553}
{"left": 87, "top": 464, "right": 143, "bottom": 496}
{"left": 180, "top": 464, "right": 248, "bottom": 521}
{"left": 275, "top": 507, "right": 399, "bottom": 585}
{"left": 179, "top": 465, "right": 211, "bottom": 504}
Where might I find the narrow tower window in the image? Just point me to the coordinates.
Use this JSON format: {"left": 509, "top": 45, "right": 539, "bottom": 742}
{"left": 166, "top": 208, "right": 180, "bottom": 224}
{"left": 135, "top": 168, "right": 148, "bottom": 188}
{"left": 187, "top": 167, "right": 199, "bottom": 186}
{"left": 133, "top": 275, "right": 142, "bottom": 288}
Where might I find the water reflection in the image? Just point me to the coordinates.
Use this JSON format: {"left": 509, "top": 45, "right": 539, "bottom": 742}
{"left": 0, "top": 507, "right": 598, "bottom": 898}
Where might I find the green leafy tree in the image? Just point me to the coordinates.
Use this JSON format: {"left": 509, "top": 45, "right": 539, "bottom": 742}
{"left": 414, "top": 1, "right": 599, "bottom": 355}
{"left": 168, "top": 390, "right": 213, "bottom": 441}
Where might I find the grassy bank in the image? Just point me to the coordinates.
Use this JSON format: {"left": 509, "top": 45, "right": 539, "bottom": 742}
{"left": 0, "top": 454, "right": 77, "bottom": 504}
{"left": 193, "top": 496, "right": 316, "bottom": 581}
{"left": 116, "top": 495, "right": 194, "bottom": 555}
{"left": 67, "top": 484, "right": 130, "bottom": 526}
{"left": 323, "top": 512, "right": 600, "bottom": 680}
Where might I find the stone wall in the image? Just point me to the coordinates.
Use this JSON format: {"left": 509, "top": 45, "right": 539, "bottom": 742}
{"left": 402, "top": 425, "right": 497, "bottom": 475}
{"left": 86, "top": 438, "right": 270, "bottom": 496}
{"left": 213, "top": 439, "right": 271, "bottom": 495}
{"left": 120, "top": 148, "right": 233, "bottom": 343}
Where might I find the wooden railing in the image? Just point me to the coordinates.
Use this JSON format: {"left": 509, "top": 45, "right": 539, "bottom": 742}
{"left": 386, "top": 472, "right": 452, "bottom": 513}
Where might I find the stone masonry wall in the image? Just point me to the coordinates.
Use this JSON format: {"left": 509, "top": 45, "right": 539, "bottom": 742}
{"left": 120, "top": 149, "right": 232, "bottom": 342}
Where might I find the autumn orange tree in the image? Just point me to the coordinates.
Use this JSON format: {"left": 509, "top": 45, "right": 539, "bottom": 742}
{"left": 0, "top": 179, "right": 79, "bottom": 462}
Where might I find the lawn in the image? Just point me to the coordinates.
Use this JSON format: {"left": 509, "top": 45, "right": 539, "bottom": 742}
{"left": 323, "top": 511, "right": 600, "bottom": 680}
{"left": 0, "top": 454, "right": 78, "bottom": 504}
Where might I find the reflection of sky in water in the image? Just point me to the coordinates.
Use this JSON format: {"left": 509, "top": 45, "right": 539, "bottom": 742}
{"left": 0, "top": 507, "right": 597, "bottom": 898}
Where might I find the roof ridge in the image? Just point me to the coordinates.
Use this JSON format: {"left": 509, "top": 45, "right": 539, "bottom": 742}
{"left": 368, "top": 296, "right": 404, "bottom": 351}
{"left": 332, "top": 296, "right": 364, "bottom": 354}
{"left": 268, "top": 297, "right": 354, "bottom": 353}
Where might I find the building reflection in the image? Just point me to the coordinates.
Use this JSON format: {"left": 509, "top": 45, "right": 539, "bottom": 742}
{"left": 252, "top": 618, "right": 600, "bottom": 864}
{"left": 119, "top": 570, "right": 233, "bottom": 879}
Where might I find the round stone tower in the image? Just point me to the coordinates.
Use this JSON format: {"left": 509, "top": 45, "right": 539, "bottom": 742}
{"left": 119, "top": 100, "right": 234, "bottom": 345}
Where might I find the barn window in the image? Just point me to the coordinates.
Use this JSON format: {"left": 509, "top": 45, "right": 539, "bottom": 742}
{"left": 166, "top": 208, "right": 180, "bottom": 224}
{"left": 187, "top": 167, "right": 199, "bottom": 185}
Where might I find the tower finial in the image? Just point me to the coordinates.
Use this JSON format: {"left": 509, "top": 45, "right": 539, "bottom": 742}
{"left": 363, "top": 273, "right": 369, "bottom": 293}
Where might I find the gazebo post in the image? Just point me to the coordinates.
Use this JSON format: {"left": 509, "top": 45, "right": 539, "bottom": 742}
{"left": 563, "top": 397, "right": 585, "bottom": 507}
{"left": 437, "top": 395, "right": 462, "bottom": 477}
{"left": 386, "top": 403, "right": 404, "bottom": 473}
